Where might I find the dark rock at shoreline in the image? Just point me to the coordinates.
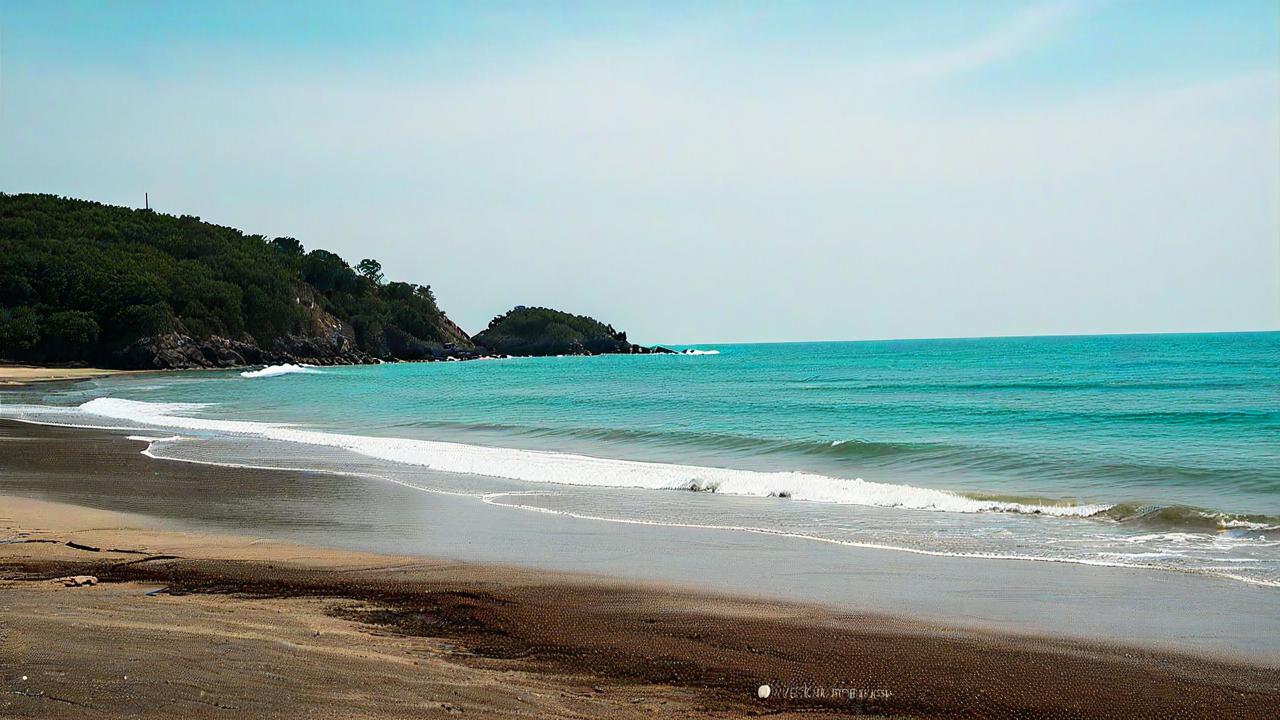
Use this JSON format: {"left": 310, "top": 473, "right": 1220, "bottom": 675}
{"left": 270, "top": 330, "right": 371, "bottom": 366}
{"left": 114, "top": 331, "right": 373, "bottom": 370}
{"left": 115, "top": 333, "right": 250, "bottom": 370}
{"left": 113, "top": 330, "right": 497, "bottom": 370}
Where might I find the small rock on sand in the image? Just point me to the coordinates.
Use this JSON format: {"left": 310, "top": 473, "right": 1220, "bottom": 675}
{"left": 54, "top": 575, "right": 99, "bottom": 587}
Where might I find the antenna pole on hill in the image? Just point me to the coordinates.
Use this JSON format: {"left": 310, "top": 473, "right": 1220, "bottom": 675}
{"left": 145, "top": 192, "right": 149, "bottom": 210}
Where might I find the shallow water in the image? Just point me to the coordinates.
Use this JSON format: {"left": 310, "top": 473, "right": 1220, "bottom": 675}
{"left": 3, "top": 332, "right": 1278, "bottom": 585}
{"left": 3, "top": 421, "right": 1278, "bottom": 661}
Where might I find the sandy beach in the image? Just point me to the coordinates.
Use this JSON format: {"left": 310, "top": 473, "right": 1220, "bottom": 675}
{"left": 0, "top": 365, "right": 138, "bottom": 386}
{"left": 5, "top": 1, "right": 1276, "bottom": 715}
{"left": 2, "top": 423, "right": 1278, "bottom": 718}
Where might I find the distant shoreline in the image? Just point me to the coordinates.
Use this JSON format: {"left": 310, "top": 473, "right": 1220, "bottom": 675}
{"left": 0, "top": 354, "right": 649, "bottom": 386}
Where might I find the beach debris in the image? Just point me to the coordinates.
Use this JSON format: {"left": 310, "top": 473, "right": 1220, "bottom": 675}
{"left": 53, "top": 575, "right": 98, "bottom": 587}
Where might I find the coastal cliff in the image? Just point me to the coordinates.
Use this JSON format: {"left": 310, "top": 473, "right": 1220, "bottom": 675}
{"left": 0, "top": 194, "right": 476, "bottom": 369}
{"left": 0, "top": 194, "right": 661, "bottom": 368}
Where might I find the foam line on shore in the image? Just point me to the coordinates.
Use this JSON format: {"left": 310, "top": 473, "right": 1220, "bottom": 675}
{"left": 476, "top": 492, "right": 1280, "bottom": 588}
{"left": 70, "top": 397, "right": 1113, "bottom": 518}
{"left": 116, "top": 430, "right": 1280, "bottom": 588}
{"left": 5, "top": 414, "right": 1275, "bottom": 589}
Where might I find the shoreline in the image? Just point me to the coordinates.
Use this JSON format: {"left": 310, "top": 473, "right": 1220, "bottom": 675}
{"left": 0, "top": 364, "right": 141, "bottom": 386}
{"left": 1, "top": 419, "right": 1279, "bottom": 717}
{"left": 3, "top": 400, "right": 1277, "bottom": 595}
{"left": 3, "top": 494, "right": 1277, "bottom": 719}
{"left": 0, "top": 351, "right": 657, "bottom": 385}
{"left": 2, "top": 416, "right": 1279, "bottom": 661}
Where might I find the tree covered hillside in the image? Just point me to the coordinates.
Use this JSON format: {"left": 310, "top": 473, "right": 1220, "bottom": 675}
{"left": 0, "top": 194, "right": 471, "bottom": 366}
{"left": 473, "top": 306, "right": 652, "bottom": 356}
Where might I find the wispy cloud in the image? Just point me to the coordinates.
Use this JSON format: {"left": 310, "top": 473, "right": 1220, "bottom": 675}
{"left": 858, "top": 1, "right": 1089, "bottom": 83}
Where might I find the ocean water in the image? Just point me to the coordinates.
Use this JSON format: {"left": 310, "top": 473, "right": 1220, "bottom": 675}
{"left": 4, "top": 332, "right": 1279, "bottom": 586}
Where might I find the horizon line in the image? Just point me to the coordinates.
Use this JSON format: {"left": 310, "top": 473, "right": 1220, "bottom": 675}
{"left": 656, "top": 328, "right": 1280, "bottom": 347}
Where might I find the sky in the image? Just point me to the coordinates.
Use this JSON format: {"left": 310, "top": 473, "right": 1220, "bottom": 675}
{"left": 1, "top": 1, "right": 1277, "bottom": 343}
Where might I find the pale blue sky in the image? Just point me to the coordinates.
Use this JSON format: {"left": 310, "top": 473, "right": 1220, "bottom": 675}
{"left": 2, "top": 1, "right": 1277, "bottom": 342}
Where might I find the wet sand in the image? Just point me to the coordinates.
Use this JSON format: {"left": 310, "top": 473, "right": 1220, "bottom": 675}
{"left": 2, "top": 423, "right": 1279, "bottom": 717}
{"left": 3, "top": 496, "right": 1278, "bottom": 719}
{"left": 1, "top": 497, "right": 752, "bottom": 719}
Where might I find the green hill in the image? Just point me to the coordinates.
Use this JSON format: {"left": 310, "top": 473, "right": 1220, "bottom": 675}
{"left": 473, "top": 306, "right": 658, "bottom": 356}
{"left": 0, "top": 193, "right": 473, "bottom": 367}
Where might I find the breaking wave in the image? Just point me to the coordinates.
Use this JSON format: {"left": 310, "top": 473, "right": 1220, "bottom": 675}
{"left": 73, "top": 397, "right": 1110, "bottom": 518}
{"left": 240, "top": 364, "right": 321, "bottom": 379}
{"left": 1100, "top": 502, "right": 1280, "bottom": 533}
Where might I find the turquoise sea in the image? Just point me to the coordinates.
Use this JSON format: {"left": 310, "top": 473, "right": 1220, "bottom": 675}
{"left": 5, "top": 332, "right": 1279, "bottom": 585}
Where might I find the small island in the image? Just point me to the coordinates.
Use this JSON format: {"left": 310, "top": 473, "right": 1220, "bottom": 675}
{"left": 473, "top": 306, "right": 670, "bottom": 356}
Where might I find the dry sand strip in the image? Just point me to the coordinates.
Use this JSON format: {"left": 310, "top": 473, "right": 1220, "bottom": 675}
{"left": 0, "top": 496, "right": 1277, "bottom": 719}
{"left": 0, "top": 365, "right": 139, "bottom": 385}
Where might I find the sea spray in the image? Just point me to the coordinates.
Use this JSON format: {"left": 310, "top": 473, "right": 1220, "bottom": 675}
{"left": 240, "top": 364, "right": 321, "bottom": 378}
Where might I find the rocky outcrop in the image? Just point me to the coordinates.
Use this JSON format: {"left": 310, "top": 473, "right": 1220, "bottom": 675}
{"left": 381, "top": 326, "right": 487, "bottom": 361}
{"left": 473, "top": 306, "right": 671, "bottom": 357}
{"left": 111, "top": 282, "right": 484, "bottom": 369}
{"left": 115, "top": 333, "right": 248, "bottom": 370}
{"left": 112, "top": 327, "right": 492, "bottom": 370}
{"left": 269, "top": 331, "right": 370, "bottom": 365}
{"left": 53, "top": 575, "right": 99, "bottom": 587}
{"left": 114, "top": 331, "right": 375, "bottom": 370}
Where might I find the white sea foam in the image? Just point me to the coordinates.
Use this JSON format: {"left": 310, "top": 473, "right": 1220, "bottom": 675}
{"left": 75, "top": 397, "right": 1110, "bottom": 518}
{"left": 7, "top": 401, "right": 1271, "bottom": 587}
{"left": 239, "top": 364, "right": 321, "bottom": 379}
{"left": 93, "top": 435, "right": 1280, "bottom": 587}
{"left": 680, "top": 348, "right": 720, "bottom": 355}
{"left": 475, "top": 492, "right": 1280, "bottom": 587}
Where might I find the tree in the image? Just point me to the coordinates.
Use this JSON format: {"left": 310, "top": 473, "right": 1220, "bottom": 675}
{"left": 0, "top": 307, "right": 40, "bottom": 352}
{"left": 271, "top": 236, "right": 304, "bottom": 256}
{"left": 356, "top": 258, "right": 384, "bottom": 285}
{"left": 472, "top": 306, "right": 633, "bottom": 356}
{"left": 40, "top": 310, "right": 99, "bottom": 361}
{"left": 303, "top": 250, "right": 358, "bottom": 293}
